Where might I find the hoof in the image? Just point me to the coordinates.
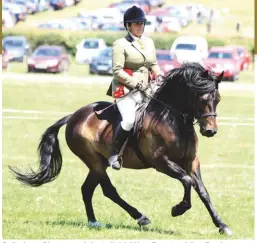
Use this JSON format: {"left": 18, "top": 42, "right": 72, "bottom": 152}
{"left": 111, "top": 161, "right": 121, "bottom": 170}
{"left": 108, "top": 156, "right": 121, "bottom": 170}
{"left": 137, "top": 215, "right": 151, "bottom": 226}
{"left": 171, "top": 201, "right": 191, "bottom": 217}
{"left": 219, "top": 225, "right": 233, "bottom": 236}
{"left": 88, "top": 221, "right": 106, "bottom": 228}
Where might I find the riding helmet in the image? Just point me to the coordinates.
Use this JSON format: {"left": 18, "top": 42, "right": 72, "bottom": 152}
{"left": 123, "top": 5, "right": 147, "bottom": 27}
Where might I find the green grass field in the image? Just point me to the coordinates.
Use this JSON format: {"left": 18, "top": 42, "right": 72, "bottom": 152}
{"left": 2, "top": 73, "right": 254, "bottom": 239}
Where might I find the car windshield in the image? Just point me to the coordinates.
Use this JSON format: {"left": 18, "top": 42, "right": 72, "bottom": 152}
{"left": 208, "top": 52, "right": 233, "bottom": 59}
{"left": 237, "top": 48, "right": 244, "bottom": 56}
{"left": 156, "top": 53, "right": 173, "bottom": 61}
{"left": 176, "top": 44, "right": 197, "bottom": 51}
{"left": 33, "top": 48, "right": 61, "bottom": 57}
{"left": 4, "top": 40, "right": 24, "bottom": 47}
{"left": 84, "top": 41, "right": 99, "bottom": 49}
{"left": 100, "top": 49, "right": 111, "bottom": 57}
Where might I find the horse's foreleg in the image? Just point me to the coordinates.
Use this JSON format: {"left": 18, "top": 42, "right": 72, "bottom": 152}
{"left": 100, "top": 172, "right": 151, "bottom": 226}
{"left": 191, "top": 158, "right": 233, "bottom": 236}
{"left": 81, "top": 170, "right": 101, "bottom": 226}
{"left": 157, "top": 156, "right": 192, "bottom": 217}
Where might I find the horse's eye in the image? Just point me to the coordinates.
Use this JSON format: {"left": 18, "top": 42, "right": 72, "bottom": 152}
{"left": 200, "top": 99, "right": 207, "bottom": 104}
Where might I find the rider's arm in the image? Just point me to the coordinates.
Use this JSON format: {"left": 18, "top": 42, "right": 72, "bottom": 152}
{"left": 112, "top": 40, "right": 139, "bottom": 89}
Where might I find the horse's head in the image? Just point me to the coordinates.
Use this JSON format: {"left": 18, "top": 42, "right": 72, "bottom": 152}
{"left": 194, "top": 70, "right": 223, "bottom": 137}
{"left": 150, "top": 63, "right": 223, "bottom": 137}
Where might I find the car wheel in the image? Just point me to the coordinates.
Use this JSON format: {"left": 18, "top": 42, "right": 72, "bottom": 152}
{"left": 242, "top": 63, "right": 248, "bottom": 71}
{"left": 27, "top": 66, "right": 33, "bottom": 73}
{"left": 59, "top": 61, "right": 69, "bottom": 73}
{"left": 230, "top": 73, "right": 239, "bottom": 82}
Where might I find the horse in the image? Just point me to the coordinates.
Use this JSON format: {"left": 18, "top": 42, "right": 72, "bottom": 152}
{"left": 9, "top": 63, "right": 232, "bottom": 236}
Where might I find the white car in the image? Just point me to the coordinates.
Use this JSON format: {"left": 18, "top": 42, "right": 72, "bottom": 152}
{"left": 2, "top": 9, "right": 16, "bottom": 28}
{"left": 145, "top": 15, "right": 158, "bottom": 33}
{"left": 170, "top": 36, "right": 208, "bottom": 64}
{"left": 75, "top": 38, "right": 107, "bottom": 64}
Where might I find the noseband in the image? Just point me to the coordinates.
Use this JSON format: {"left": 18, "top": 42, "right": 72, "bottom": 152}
{"left": 194, "top": 91, "right": 217, "bottom": 121}
{"left": 196, "top": 112, "right": 217, "bottom": 119}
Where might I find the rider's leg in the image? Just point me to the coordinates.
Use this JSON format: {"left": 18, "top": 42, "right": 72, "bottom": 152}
{"left": 108, "top": 91, "right": 143, "bottom": 170}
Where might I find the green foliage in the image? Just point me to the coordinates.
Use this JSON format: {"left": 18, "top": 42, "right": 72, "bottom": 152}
{"left": 2, "top": 28, "right": 254, "bottom": 56}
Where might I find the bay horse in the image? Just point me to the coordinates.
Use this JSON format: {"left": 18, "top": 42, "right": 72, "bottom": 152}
{"left": 9, "top": 63, "right": 233, "bottom": 236}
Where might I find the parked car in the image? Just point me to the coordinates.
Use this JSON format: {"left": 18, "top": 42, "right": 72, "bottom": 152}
{"left": 121, "top": 0, "right": 151, "bottom": 13}
{"left": 204, "top": 46, "right": 241, "bottom": 81}
{"left": 3, "top": 2, "right": 27, "bottom": 22}
{"left": 144, "top": 15, "right": 158, "bottom": 32}
{"left": 160, "top": 16, "right": 181, "bottom": 32}
{"left": 226, "top": 45, "right": 252, "bottom": 71}
{"left": 89, "top": 47, "right": 112, "bottom": 75}
{"left": 2, "top": 46, "right": 10, "bottom": 70}
{"left": 170, "top": 36, "right": 208, "bottom": 64}
{"left": 109, "top": 1, "right": 151, "bottom": 14}
{"left": 50, "top": 0, "right": 66, "bottom": 10}
{"left": 27, "top": 45, "right": 70, "bottom": 73}
{"left": 75, "top": 38, "right": 107, "bottom": 64}
{"left": 156, "top": 50, "right": 180, "bottom": 75}
{"left": 2, "top": 36, "right": 31, "bottom": 62}
{"left": 2, "top": 9, "right": 16, "bottom": 28}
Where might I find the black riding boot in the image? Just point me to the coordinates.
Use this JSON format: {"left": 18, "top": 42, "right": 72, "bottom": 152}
{"left": 108, "top": 123, "right": 130, "bottom": 170}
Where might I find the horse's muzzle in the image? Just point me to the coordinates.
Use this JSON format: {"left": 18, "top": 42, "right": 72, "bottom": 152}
{"left": 201, "top": 129, "right": 217, "bottom": 137}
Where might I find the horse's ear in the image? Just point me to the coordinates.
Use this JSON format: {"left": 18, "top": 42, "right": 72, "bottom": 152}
{"left": 203, "top": 70, "right": 209, "bottom": 78}
{"left": 216, "top": 71, "right": 224, "bottom": 83}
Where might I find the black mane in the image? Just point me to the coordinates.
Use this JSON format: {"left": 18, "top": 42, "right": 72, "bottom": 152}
{"left": 155, "top": 62, "right": 217, "bottom": 98}
{"left": 146, "top": 63, "right": 218, "bottom": 125}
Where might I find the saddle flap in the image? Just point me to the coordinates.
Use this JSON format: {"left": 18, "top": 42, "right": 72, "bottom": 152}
{"left": 93, "top": 102, "right": 121, "bottom": 123}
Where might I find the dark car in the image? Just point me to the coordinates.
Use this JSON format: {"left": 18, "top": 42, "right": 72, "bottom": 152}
{"left": 89, "top": 47, "right": 112, "bottom": 75}
{"left": 2, "top": 36, "right": 31, "bottom": 62}
{"left": 27, "top": 45, "right": 70, "bottom": 73}
{"left": 50, "top": 0, "right": 66, "bottom": 10}
{"left": 156, "top": 50, "right": 181, "bottom": 75}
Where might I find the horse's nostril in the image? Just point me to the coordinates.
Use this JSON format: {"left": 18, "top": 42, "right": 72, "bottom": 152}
{"left": 205, "top": 129, "right": 217, "bottom": 137}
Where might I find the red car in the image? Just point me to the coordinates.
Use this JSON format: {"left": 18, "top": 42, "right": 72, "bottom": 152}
{"left": 204, "top": 46, "right": 241, "bottom": 81}
{"left": 27, "top": 45, "right": 70, "bottom": 73}
{"left": 156, "top": 50, "right": 181, "bottom": 75}
{"left": 226, "top": 45, "right": 252, "bottom": 71}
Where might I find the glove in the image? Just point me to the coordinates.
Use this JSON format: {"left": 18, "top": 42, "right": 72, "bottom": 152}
{"left": 155, "top": 75, "right": 165, "bottom": 85}
{"left": 135, "top": 82, "right": 147, "bottom": 92}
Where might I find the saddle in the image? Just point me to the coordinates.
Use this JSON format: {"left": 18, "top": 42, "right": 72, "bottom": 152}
{"left": 93, "top": 96, "right": 149, "bottom": 139}
{"left": 93, "top": 97, "right": 150, "bottom": 167}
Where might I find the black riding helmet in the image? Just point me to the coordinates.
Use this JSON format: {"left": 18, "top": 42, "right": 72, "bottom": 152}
{"left": 123, "top": 5, "right": 147, "bottom": 28}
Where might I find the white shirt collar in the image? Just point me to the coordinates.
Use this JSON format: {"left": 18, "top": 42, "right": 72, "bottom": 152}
{"left": 128, "top": 30, "right": 143, "bottom": 41}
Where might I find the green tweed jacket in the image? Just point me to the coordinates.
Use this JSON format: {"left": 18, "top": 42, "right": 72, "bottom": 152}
{"left": 106, "top": 34, "right": 161, "bottom": 97}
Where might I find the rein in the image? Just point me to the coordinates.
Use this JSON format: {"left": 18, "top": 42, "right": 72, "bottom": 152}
{"left": 144, "top": 87, "right": 217, "bottom": 125}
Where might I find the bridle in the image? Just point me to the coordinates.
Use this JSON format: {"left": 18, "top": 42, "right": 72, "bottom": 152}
{"left": 145, "top": 87, "right": 217, "bottom": 125}
{"left": 193, "top": 90, "right": 217, "bottom": 123}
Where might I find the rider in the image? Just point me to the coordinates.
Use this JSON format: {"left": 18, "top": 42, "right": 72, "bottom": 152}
{"left": 106, "top": 5, "right": 164, "bottom": 170}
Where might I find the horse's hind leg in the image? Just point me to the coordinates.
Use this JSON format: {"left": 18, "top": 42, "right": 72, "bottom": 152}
{"left": 191, "top": 158, "right": 233, "bottom": 236}
{"left": 100, "top": 171, "right": 151, "bottom": 226}
{"left": 81, "top": 170, "right": 101, "bottom": 226}
{"left": 156, "top": 156, "right": 192, "bottom": 217}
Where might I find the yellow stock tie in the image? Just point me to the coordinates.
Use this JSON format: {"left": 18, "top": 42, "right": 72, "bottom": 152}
{"left": 138, "top": 39, "right": 144, "bottom": 50}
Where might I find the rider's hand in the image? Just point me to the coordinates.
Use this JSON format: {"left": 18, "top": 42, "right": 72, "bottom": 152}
{"left": 135, "top": 82, "right": 147, "bottom": 91}
{"left": 155, "top": 75, "right": 165, "bottom": 86}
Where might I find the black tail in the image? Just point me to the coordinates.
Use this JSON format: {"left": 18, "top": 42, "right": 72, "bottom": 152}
{"left": 9, "top": 115, "right": 72, "bottom": 187}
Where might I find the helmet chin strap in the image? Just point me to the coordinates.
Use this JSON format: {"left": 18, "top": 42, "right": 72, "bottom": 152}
{"left": 127, "top": 24, "right": 144, "bottom": 39}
